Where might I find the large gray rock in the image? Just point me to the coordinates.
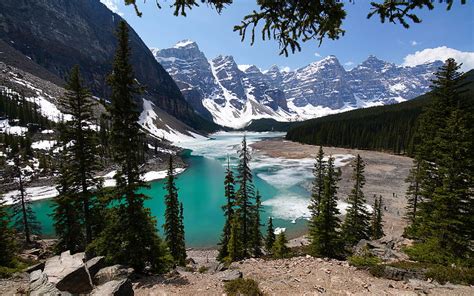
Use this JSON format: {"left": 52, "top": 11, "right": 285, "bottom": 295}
{"left": 91, "top": 279, "right": 134, "bottom": 296}
{"left": 29, "top": 270, "right": 66, "bottom": 296}
{"left": 217, "top": 269, "right": 242, "bottom": 282}
{"left": 94, "top": 265, "right": 135, "bottom": 286}
{"left": 381, "top": 266, "right": 425, "bottom": 281}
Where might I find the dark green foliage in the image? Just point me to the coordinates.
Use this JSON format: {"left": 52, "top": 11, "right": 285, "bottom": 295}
{"left": 55, "top": 65, "right": 102, "bottom": 247}
{"left": 405, "top": 59, "right": 474, "bottom": 265}
{"left": 272, "top": 231, "right": 290, "bottom": 259}
{"left": 370, "top": 195, "right": 384, "bottom": 240}
{"left": 0, "top": 196, "right": 15, "bottom": 268}
{"left": 250, "top": 190, "right": 263, "bottom": 257}
{"left": 218, "top": 158, "right": 236, "bottom": 261}
{"left": 265, "top": 217, "right": 275, "bottom": 252}
{"left": 341, "top": 155, "right": 371, "bottom": 246}
{"left": 52, "top": 160, "right": 84, "bottom": 253}
{"left": 309, "top": 156, "right": 342, "bottom": 258}
{"left": 403, "top": 159, "right": 422, "bottom": 236}
{"left": 224, "top": 278, "right": 263, "bottom": 296}
{"left": 235, "top": 135, "right": 255, "bottom": 257}
{"left": 227, "top": 216, "right": 243, "bottom": 262}
{"left": 163, "top": 155, "right": 186, "bottom": 266}
{"left": 286, "top": 70, "right": 474, "bottom": 154}
{"left": 92, "top": 21, "right": 170, "bottom": 273}
{"left": 0, "top": 91, "right": 53, "bottom": 130}
{"left": 308, "top": 146, "right": 325, "bottom": 217}
{"left": 348, "top": 254, "right": 381, "bottom": 268}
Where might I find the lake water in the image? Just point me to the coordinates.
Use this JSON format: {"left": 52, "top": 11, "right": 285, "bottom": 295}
{"left": 28, "top": 132, "right": 353, "bottom": 248}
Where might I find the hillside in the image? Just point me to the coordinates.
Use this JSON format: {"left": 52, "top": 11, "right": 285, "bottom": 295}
{"left": 284, "top": 69, "right": 474, "bottom": 154}
{"left": 0, "top": 0, "right": 217, "bottom": 132}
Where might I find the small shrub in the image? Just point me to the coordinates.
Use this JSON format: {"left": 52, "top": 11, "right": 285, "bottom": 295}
{"left": 184, "top": 266, "right": 195, "bottom": 272}
{"left": 198, "top": 266, "right": 209, "bottom": 274}
{"left": 224, "top": 278, "right": 264, "bottom": 296}
{"left": 0, "top": 259, "right": 28, "bottom": 278}
{"left": 348, "top": 255, "right": 381, "bottom": 268}
{"left": 369, "top": 264, "right": 386, "bottom": 277}
{"left": 425, "top": 266, "right": 474, "bottom": 285}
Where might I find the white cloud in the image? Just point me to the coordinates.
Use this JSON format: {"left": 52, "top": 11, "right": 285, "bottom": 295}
{"left": 411, "top": 40, "right": 419, "bottom": 46}
{"left": 281, "top": 66, "right": 291, "bottom": 73}
{"left": 344, "top": 61, "right": 354, "bottom": 67}
{"left": 403, "top": 46, "right": 474, "bottom": 71}
{"left": 314, "top": 52, "right": 321, "bottom": 57}
{"left": 100, "top": 0, "right": 123, "bottom": 16}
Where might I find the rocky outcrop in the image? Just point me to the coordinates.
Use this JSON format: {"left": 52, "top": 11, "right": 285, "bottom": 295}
{"left": 27, "top": 250, "right": 133, "bottom": 295}
{"left": 216, "top": 269, "right": 242, "bottom": 282}
{"left": 353, "top": 237, "right": 411, "bottom": 262}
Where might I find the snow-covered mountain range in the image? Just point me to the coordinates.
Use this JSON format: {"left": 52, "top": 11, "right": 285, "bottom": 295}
{"left": 152, "top": 40, "right": 442, "bottom": 128}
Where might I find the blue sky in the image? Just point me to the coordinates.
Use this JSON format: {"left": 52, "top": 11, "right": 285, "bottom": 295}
{"left": 102, "top": 0, "right": 474, "bottom": 71}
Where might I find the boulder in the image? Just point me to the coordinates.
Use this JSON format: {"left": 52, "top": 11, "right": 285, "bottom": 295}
{"left": 43, "top": 251, "right": 86, "bottom": 285}
{"left": 86, "top": 256, "right": 106, "bottom": 277}
{"left": 24, "top": 262, "right": 45, "bottom": 273}
{"left": 216, "top": 269, "right": 243, "bottom": 282}
{"left": 94, "top": 265, "right": 135, "bottom": 286}
{"left": 91, "top": 279, "right": 134, "bottom": 296}
{"left": 381, "top": 266, "right": 425, "bottom": 281}
{"left": 29, "top": 270, "right": 65, "bottom": 296}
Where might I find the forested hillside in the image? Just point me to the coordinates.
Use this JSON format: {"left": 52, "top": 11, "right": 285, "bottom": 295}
{"left": 286, "top": 70, "right": 474, "bottom": 155}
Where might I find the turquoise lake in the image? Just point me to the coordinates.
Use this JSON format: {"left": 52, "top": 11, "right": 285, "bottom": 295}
{"left": 28, "top": 132, "right": 353, "bottom": 248}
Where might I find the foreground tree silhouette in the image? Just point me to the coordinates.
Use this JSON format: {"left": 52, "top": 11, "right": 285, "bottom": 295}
{"left": 272, "top": 231, "right": 290, "bottom": 259}
{"left": 0, "top": 195, "right": 15, "bottom": 267}
{"left": 403, "top": 159, "right": 422, "bottom": 237}
{"left": 163, "top": 155, "right": 186, "bottom": 266}
{"left": 123, "top": 1, "right": 466, "bottom": 56}
{"left": 370, "top": 195, "right": 384, "bottom": 240}
{"left": 250, "top": 190, "right": 264, "bottom": 257}
{"left": 309, "top": 156, "right": 342, "bottom": 258}
{"left": 341, "top": 155, "right": 371, "bottom": 246}
{"left": 90, "top": 21, "right": 170, "bottom": 272}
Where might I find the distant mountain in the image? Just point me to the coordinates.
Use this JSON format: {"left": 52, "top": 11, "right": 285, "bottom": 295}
{"left": 0, "top": 0, "right": 217, "bottom": 132}
{"left": 152, "top": 40, "right": 442, "bottom": 128}
{"left": 285, "top": 69, "right": 474, "bottom": 155}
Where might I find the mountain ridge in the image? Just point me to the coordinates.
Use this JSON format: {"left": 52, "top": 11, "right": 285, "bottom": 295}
{"left": 152, "top": 40, "right": 443, "bottom": 128}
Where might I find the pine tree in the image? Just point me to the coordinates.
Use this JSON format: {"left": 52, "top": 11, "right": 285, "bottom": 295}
{"left": 341, "top": 154, "right": 371, "bottom": 246}
{"left": 265, "top": 217, "right": 275, "bottom": 252}
{"left": 218, "top": 158, "right": 235, "bottom": 261}
{"left": 404, "top": 159, "right": 422, "bottom": 236}
{"left": 90, "top": 21, "right": 170, "bottom": 273}
{"left": 227, "top": 216, "right": 243, "bottom": 262}
{"left": 370, "top": 195, "right": 384, "bottom": 240}
{"left": 9, "top": 151, "right": 40, "bottom": 245}
{"left": 57, "top": 65, "right": 102, "bottom": 245}
{"left": 250, "top": 190, "right": 263, "bottom": 257}
{"left": 309, "top": 146, "right": 325, "bottom": 216}
{"left": 235, "top": 135, "right": 255, "bottom": 256}
{"left": 0, "top": 194, "right": 15, "bottom": 267}
{"left": 163, "top": 155, "right": 186, "bottom": 266}
{"left": 53, "top": 159, "right": 84, "bottom": 253}
{"left": 272, "top": 231, "right": 290, "bottom": 259}
{"left": 406, "top": 59, "right": 474, "bottom": 264}
{"left": 309, "top": 156, "right": 342, "bottom": 258}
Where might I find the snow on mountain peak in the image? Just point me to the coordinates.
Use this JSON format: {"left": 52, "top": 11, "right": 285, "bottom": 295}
{"left": 173, "top": 39, "right": 197, "bottom": 49}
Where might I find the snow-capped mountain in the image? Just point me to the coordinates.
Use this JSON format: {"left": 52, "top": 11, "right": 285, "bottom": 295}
{"left": 152, "top": 40, "right": 442, "bottom": 129}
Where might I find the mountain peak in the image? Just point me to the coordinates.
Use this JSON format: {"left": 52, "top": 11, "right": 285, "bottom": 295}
{"left": 173, "top": 39, "right": 198, "bottom": 49}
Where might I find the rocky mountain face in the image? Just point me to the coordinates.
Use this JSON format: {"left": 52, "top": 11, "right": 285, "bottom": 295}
{"left": 0, "top": 0, "right": 216, "bottom": 132}
{"left": 153, "top": 41, "right": 442, "bottom": 128}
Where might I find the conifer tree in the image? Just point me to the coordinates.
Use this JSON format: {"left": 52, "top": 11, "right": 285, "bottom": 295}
{"left": 404, "top": 159, "right": 422, "bottom": 236}
{"left": 9, "top": 149, "right": 40, "bottom": 245}
{"left": 235, "top": 135, "right": 255, "bottom": 256}
{"left": 227, "top": 216, "right": 243, "bottom": 262}
{"left": 250, "top": 190, "right": 263, "bottom": 257}
{"left": 163, "top": 155, "right": 186, "bottom": 266}
{"left": 406, "top": 59, "right": 474, "bottom": 264}
{"left": 53, "top": 159, "right": 84, "bottom": 253}
{"left": 272, "top": 231, "right": 290, "bottom": 259}
{"left": 309, "top": 156, "right": 342, "bottom": 258}
{"left": 341, "top": 154, "right": 370, "bottom": 246}
{"left": 265, "top": 217, "right": 275, "bottom": 252}
{"left": 370, "top": 195, "right": 384, "bottom": 240}
{"left": 218, "top": 158, "right": 235, "bottom": 261}
{"left": 0, "top": 195, "right": 15, "bottom": 267}
{"left": 91, "top": 21, "right": 170, "bottom": 272}
{"left": 309, "top": 146, "right": 325, "bottom": 216}
{"left": 57, "top": 65, "right": 102, "bottom": 245}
